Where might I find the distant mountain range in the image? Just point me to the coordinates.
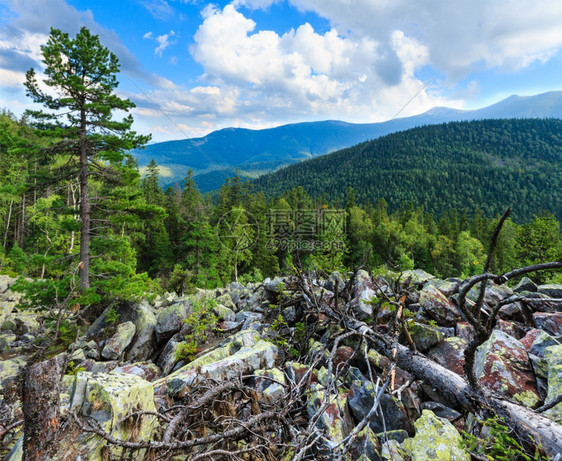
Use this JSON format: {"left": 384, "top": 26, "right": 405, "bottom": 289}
{"left": 131, "top": 91, "right": 562, "bottom": 192}
{"left": 254, "top": 118, "right": 562, "bottom": 222}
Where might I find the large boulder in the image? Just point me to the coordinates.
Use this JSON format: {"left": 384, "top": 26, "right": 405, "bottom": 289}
{"left": 401, "top": 410, "right": 470, "bottom": 461}
{"left": 537, "top": 284, "right": 562, "bottom": 298}
{"left": 63, "top": 371, "right": 158, "bottom": 460}
{"left": 532, "top": 312, "right": 562, "bottom": 336}
{"left": 474, "top": 330, "right": 540, "bottom": 407}
{"left": 419, "top": 285, "right": 461, "bottom": 327}
{"left": 306, "top": 386, "right": 353, "bottom": 447}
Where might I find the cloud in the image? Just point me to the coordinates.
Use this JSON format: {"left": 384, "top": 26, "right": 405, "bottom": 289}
{"left": 154, "top": 30, "right": 176, "bottom": 56}
{"left": 187, "top": 3, "right": 455, "bottom": 126}
{"left": 141, "top": 0, "right": 174, "bottom": 20}
{"left": 0, "top": 0, "right": 166, "bottom": 89}
{"left": 289, "top": 0, "right": 562, "bottom": 79}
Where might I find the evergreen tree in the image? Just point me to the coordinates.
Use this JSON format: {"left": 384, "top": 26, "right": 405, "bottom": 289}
{"left": 24, "top": 27, "right": 149, "bottom": 291}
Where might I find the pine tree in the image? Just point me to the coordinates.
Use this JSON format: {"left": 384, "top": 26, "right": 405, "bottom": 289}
{"left": 24, "top": 27, "right": 149, "bottom": 291}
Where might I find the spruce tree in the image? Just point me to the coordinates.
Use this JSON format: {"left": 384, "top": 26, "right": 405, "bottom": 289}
{"left": 24, "top": 27, "right": 149, "bottom": 291}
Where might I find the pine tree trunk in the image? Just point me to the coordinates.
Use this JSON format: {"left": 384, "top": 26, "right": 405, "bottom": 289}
{"left": 22, "top": 355, "right": 65, "bottom": 460}
{"left": 79, "top": 108, "right": 90, "bottom": 290}
{"left": 3, "top": 198, "right": 13, "bottom": 250}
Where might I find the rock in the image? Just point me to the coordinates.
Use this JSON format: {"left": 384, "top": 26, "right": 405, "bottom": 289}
{"left": 520, "top": 329, "right": 558, "bottom": 357}
{"left": 347, "top": 426, "right": 382, "bottom": 461}
{"left": 0, "top": 332, "right": 16, "bottom": 353}
{"left": 407, "top": 321, "right": 444, "bottom": 351}
{"left": 474, "top": 330, "right": 540, "bottom": 407}
{"left": 348, "top": 380, "right": 414, "bottom": 435}
{"left": 157, "top": 337, "right": 186, "bottom": 376}
{"left": 286, "top": 361, "right": 318, "bottom": 384}
{"left": 533, "top": 312, "right": 562, "bottom": 336}
{"left": 381, "top": 439, "right": 408, "bottom": 460}
{"left": 153, "top": 330, "right": 277, "bottom": 396}
{"left": 155, "top": 301, "right": 190, "bottom": 344}
{"left": 86, "top": 301, "right": 158, "bottom": 362}
{"left": 456, "top": 322, "right": 475, "bottom": 343}
{"left": 66, "top": 371, "right": 157, "bottom": 459}
{"left": 428, "top": 336, "right": 467, "bottom": 377}
{"left": 538, "top": 284, "right": 562, "bottom": 298}
{"left": 419, "top": 285, "right": 461, "bottom": 327}
{"left": 101, "top": 321, "right": 136, "bottom": 360}
{"left": 215, "top": 293, "right": 237, "bottom": 312}
{"left": 112, "top": 361, "right": 161, "bottom": 382}
{"left": 424, "top": 278, "right": 458, "bottom": 297}
{"left": 255, "top": 368, "right": 286, "bottom": 402}
{"left": 543, "top": 345, "right": 562, "bottom": 423}
{"left": 4, "top": 435, "right": 22, "bottom": 461}
{"left": 513, "top": 277, "right": 537, "bottom": 293}
{"left": 307, "top": 386, "right": 353, "bottom": 446}
{"left": 402, "top": 269, "right": 435, "bottom": 286}
{"left": 350, "top": 269, "right": 380, "bottom": 320}
{"left": 422, "top": 401, "right": 462, "bottom": 422}
{"left": 401, "top": 409, "right": 470, "bottom": 461}
{"left": 1, "top": 312, "right": 40, "bottom": 336}
{"left": 493, "top": 319, "right": 525, "bottom": 339}
{"left": 467, "top": 281, "right": 513, "bottom": 307}
{"left": 0, "top": 356, "right": 27, "bottom": 393}
{"left": 213, "top": 303, "right": 236, "bottom": 322}
{"left": 81, "top": 359, "right": 120, "bottom": 374}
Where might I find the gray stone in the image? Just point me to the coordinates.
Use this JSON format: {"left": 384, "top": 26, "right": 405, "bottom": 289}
{"left": 419, "top": 285, "right": 460, "bottom": 327}
{"left": 348, "top": 380, "right": 413, "bottom": 435}
{"left": 408, "top": 321, "right": 444, "bottom": 351}
{"left": 513, "top": 277, "right": 537, "bottom": 293}
{"left": 155, "top": 302, "right": 190, "bottom": 344}
{"left": 543, "top": 345, "right": 562, "bottom": 423}
{"left": 421, "top": 401, "right": 462, "bottom": 422}
{"left": 402, "top": 269, "right": 435, "bottom": 286}
{"left": 101, "top": 321, "right": 136, "bottom": 360}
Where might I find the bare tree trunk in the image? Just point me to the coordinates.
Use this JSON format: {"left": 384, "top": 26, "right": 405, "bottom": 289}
{"left": 22, "top": 355, "right": 65, "bottom": 461}
{"left": 68, "top": 181, "right": 78, "bottom": 253}
{"left": 79, "top": 107, "right": 90, "bottom": 290}
{"left": 3, "top": 198, "right": 13, "bottom": 250}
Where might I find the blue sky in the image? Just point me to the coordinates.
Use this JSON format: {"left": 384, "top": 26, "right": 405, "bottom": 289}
{"left": 1, "top": 0, "right": 562, "bottom": 142}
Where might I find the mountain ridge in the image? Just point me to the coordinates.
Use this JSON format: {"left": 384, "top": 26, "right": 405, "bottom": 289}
{"left": 132, "top": 91, "right": 562, "bottom": 191}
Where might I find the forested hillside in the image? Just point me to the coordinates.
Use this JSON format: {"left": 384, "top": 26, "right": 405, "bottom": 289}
{"left": 254, "top": 119, "right": 562, "bottom": 222}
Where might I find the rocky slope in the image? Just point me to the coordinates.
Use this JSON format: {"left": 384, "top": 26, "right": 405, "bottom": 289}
{"left": 1, "top": 270, "right": 561, "bottom": 460}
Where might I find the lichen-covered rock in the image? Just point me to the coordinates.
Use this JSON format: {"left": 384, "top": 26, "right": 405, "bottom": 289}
{"left": 1, "top": 312, "right": 41, "bottom": 336}
{"left": 467, "top": 281, "right": 513, "bottom": 307}
{"left": 520, "top": 329, "right": 558, "bottom": 358}
{"left": 0, "top": 356, "right": 27, "bottom": 392}
{"left": 401, "top": 409, "right": 470, "bottom": 461}
{"left": 213, "top": 303, "right": 236, "bottom": 322}
{"left": 402, "top": 269, "right": 435, "bottom": 286}
{"left": 537, "top": 284, "right": 562, "bottom": 298}
{"left": 474, "top": 330, "right": 540, "bottom": 407}
{"left": 65, "top": 371, "right": 157, "bottom": 460}
{"left": 419, "top": 285, "right": 461, "bottom": 327}
{"left": 348, "top": 380, "right": 414, "bottom": 435}
{"left": 4, "top": 435, "right": 22, "bottom": 461}
{"left": 347, "top": 426, "right": 382, "bottom": 461}
{"left": 215, "top": 293, "right": 237, "bottom": 312}
{"left": 424, "top": 279, "right": 457, "bottom": 297}
{"left": 532, "top": 312, "right": 562, "bottom": 336}
{"left": 255, "top": 367, "right": 286, "bottom": 402}
{"left": 157, "top": 337, "right": 186, "bottom": 376}
{"left": 153, "top": 330, "right": 277, "bottom": 396}
{"left": 0, "top": 331, "right": 16, "bottom": 353}
{"left": 101, "top": 321, "right": 136, "bottom": 360}
{"left": 428, "top": 336, "right": 467, "bottom": 377}
{"left": 543, "top": 345, "right": 562, "bottom": 423}
{"left": 408, "top": 321, "right": 445, "bottom": 351}
{"left": 306, "top": 386, "right": 353, "bottom": 446}
{"left": 381, "top": 439, "right": 408, "bottom": 460}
